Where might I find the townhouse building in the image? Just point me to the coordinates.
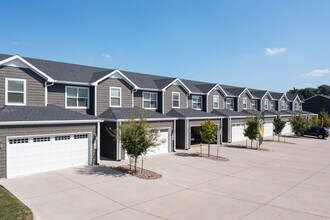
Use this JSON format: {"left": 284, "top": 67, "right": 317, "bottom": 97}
{"left": 0, "top": 53, "right": 312, "bottom": 179}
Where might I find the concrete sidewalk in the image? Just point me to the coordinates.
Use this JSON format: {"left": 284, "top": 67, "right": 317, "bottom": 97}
{"left": 1, "top": 136, "right": 330, "bottom": 220}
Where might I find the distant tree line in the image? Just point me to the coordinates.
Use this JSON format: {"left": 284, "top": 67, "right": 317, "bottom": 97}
{"left": 287, "top": 84, "right": 330, "bottom": 100}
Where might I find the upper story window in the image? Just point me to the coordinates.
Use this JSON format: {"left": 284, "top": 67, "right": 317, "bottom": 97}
{"left": 264, "top": 99, "right": 268, "bottom": 110}
{"left": 5, "top": 78, "right": 26, "bottom": 106}
{"left": 143, "top": 92, "right": 157, "bottom": 109}
{"left": 251, "top": 100, "right": 257, "bottom": 110}
{"left": 172, "top": 92, "right": 180, "bottom": 108}
{"left": 192, "top": 95, "right": 202, "bottom": 110}
{"left": 270, "top": 101, "right": 275, "bottom": 110}
{"left": 226, "top": 98, "right": 234, "bottom": 110}
{"left": 281, "top": 100, "right": 285, "bottom": 110}
{"left": 110, "top": 87, "right": 121, "bottom": 107}
{"left": 213, "top": 95, "right": 219, "bottom": 109}
{"left": 286, "top": 102, "right": 290, "bottom": 110}
{"left": 294, "top": 102, "right": 298, "bottom": 111}
{"left": 66, "top": 86, "right": 89, "bottom": 108}
{"left": 242, "top": 97, "right": 247, "bottom": 109}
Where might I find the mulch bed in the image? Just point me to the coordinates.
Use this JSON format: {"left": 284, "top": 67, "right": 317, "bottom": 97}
{"left": 112, "top": 165, "right": 162, "bottom": 180}
{"left": 189, "top": 153, "right": 230, "bottom": 161}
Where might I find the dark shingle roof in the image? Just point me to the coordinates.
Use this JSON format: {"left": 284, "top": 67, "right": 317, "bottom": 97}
{"left": 166, "top": 108, "right": 221, "bottom": 119}
{"left": 269, "top": 91, "right": 284, "bottom": 100}
{"left": 242, "top": 109, "right": 261, "bottom": 116}
{"left": 220, "top": 85, "right": 245, "bottom": 97}
{"left": 249, "top": 89, "right": 268, "bottom": 99}
{"left": 265, "top": 109, "right": 291, "bottom": 116}
{"left": 99, "top": 107, "right": 175, "bottom": 120}
{"left": 0, "top": 105, "right": 100, "bottom": 123}
{"left": 211, "top": 109, "right": 248, "bottom": 118}
{"left": 286, "top": 93, "right": 299, "bottom": 101}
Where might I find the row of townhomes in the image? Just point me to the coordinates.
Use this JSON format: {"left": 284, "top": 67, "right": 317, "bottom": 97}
{"left": 0, "top": 53, "right": 316, "bottom": 179}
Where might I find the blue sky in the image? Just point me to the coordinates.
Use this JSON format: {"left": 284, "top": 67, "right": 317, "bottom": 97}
{"left": 1, "top": 0, "right": 329, "bottom": 92}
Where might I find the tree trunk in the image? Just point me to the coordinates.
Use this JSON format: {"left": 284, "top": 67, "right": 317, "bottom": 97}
{"left": 208, "top": 144, "right": 210, "bottom": 157}
{"left": 141, "top": 156, "right": 144, "bottom": 171}
{"left": 200, "top": 143, "right": 202, "bottom": 156}
{"left": 251, "top": 139, "right": 253, "bottom": 148}
{"left": 129, "top": 156, "right": 131, "bottom": 170}
{"left": 278, "top": 134, "right": 280, "bottom": 142}
{"left": 134, "top": 157, "right": 137, "bottom": 172}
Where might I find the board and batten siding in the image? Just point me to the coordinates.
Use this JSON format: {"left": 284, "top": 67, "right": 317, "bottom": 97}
{"left": 208, "top": 89, "right": 225, "bottom": 112}
{"left": 238, "top": 92, "right": 252, "bottom": 112}
{"left": 0, "top": 66, "right": 45, "bottom": 107}
{"left": 97, "top": 78, "right": 133, "bottom": 115}
{"left": 0, "top": 123, "right": 97, "bottom": 179}
{"left": 164, "top": 85, "right": 188, "bottom": 114}
{"left": 47, "top": 84, "right": 94, "bottom": 115}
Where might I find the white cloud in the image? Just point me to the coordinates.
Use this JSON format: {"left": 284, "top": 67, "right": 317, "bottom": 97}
{"left": 304, "top": 69, "right": 330, "bottom": 77}
{"left": 101, "top": 54, "right": 112, "bottom": 59}
{"left": 265, "top": 47, "right": 287, "bottom": 56}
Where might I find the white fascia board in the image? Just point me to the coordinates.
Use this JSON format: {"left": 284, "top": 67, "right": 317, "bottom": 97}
{"left": 207, "top": 84, "right": 228, "bottom": 96}
{"left": 0, "top": 55, "right": 55, "bottom": 82}
{"left": 92, "top": 69, "right": 138, "bottom": 89}
{"left": 101, "top": 117, "right": 178, "bottom": 122}
{"left": 55, "top": 80, "right": 93, "bottom": 86}
{"left": 162, "top": 78, "right": 192, "bottom": 94}
{"left": 238, "top": 88, "right": 253, "bottom": 98}
{"left": 261, "top": 91, "right": 274, "bottom": 100}
{"left": 0, "top": 119, "right": 103, "bottom": 126}
{"left": 185, "top": 116, "right": 223, "bottom": 120}
{"left": 228, "top": 116, "right": 249, "bottom": 118}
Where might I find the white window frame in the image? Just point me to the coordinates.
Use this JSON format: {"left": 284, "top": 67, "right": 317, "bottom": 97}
{"left": 5, "top": 78, "right": 26, "bottom": 106}
{"left": 226, "top": 98, "right": 234, "bottom": 110}
{"left": 172, "top": 92, "right": 180, "bottom": 108}
{"left": 252, "top": 100, "right": 257, "bottom": 110}
{"left": 109, "top": 87, "right": 122, "bottom": 107}
{"left": 192, "top": 95, "right": 203, "bottom": 110}
{"left": 242, "top": 97, "right": 247, "bottom": 109}
{"left": 270, "top": 100, "right": 275, "bottom": 110}
{"left": 281, "top": 100, "right": 285, "bottom": 110}
{"left": 65, "top": 86, "right": 90, "bottom": 109}
{"left": 213, "top": 95, "right": 219, "bottom": 109}
{"left": 142, "top": 92, "right": 158, "bottom": 109}
{"left": 264, "top": 99, "right": 268, "bottom": 110}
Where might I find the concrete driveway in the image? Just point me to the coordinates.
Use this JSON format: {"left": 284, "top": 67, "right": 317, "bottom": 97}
{"left": 1, "top": 136, "right": 330, "bottom": 220}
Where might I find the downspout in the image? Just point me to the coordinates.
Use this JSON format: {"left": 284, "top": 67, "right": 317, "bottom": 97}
{"left": 132, "top": 88, "right": 138, "bottom": 107}
{"left": 45, "top": 81, "right": 55, "bottom": 106}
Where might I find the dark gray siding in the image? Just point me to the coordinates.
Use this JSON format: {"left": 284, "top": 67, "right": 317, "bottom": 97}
{"left": 208, "top": 89, "right": 225, "bottom": 112}
{"left": 164, "top": 85, "right": 188, "bottom": 114}
{"left": 0, "top": 124, "right": 97, "bottom": 179}
{"left": 222, "top": 118, "right": 229, "bottom": 142}
{"left": 134, "top": 90, "right": 162, "bottom": 113}
{"left": 48, "top": 84, "right": 93, "bottom": 115}
{"left": 97, "top": 78, "right": 133, "bottom": 115}
{"left": 303, "top": 96, "right": 330, "bottom": 114}
{"left": 188, "top": 95, "right": 207, "bottom": 111}
{"left": 238, "top": 92, "right": 252, "bottom": 112}
{"left": 100, "top": 121, "right": 117, "bottom": 160}
{"left": 0, "top": 66, "right": 45, "bottom": 107}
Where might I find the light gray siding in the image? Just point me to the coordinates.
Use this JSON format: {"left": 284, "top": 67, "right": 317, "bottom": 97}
{"left": 261, "top": 94, "right": 272, "bottom": 111}
{"left": 48, "top": 84, "right": 93, "bottom": 115}
{"left": 238, "top": 92, "right": 252, "bottom": 112}
{"left": 0, "top": 124, "right": 97, "bottom": 179}
{"left": 0, "top": 66, "right": 45, "bottom": 107}
{"left": 208, "top": 89, "right": 225, "bottom": 112}
{"left": 188, "top": 95, "right": 207, "bottom": 111}
{"left": 97, "top": 78, "right": 133, "bottom": 115}
{"left": 164, "top": 85, "right": 188, "bottom": 114}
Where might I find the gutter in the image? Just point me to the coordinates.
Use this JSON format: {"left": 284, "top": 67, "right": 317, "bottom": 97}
{"left": 0, "top": 119, "right": 104, "bottom": 126}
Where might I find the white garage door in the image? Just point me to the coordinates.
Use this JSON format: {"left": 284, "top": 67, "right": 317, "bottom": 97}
{"left": 282, "top": 122, "right": 292, "bottom": 134}
{"left": 7, "top": 133, "right": 90, "bottom": 178}
{"left": 264, "top": 123, "right": 274, "bottom": 137}
{"left": 231, "top": 123, "right": 246, "bottom": 142}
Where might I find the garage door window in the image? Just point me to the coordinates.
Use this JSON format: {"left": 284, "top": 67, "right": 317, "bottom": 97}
{"left": 66, "top": 86, "right": 89, "bottom": 108}
{"left": 5, "top": 78, "right": 26, "bottom": 105}
{"left": 9, "top": 138, "right": 29, "bottom": 144}
{"left": 33, "top": 137, "right": 51, "bottom": 142}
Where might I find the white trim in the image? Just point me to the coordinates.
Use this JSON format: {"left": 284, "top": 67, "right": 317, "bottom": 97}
{"left": 92, "top": 69, "right": 138, "bottom": 89}
{"left": 5, "top": 78, "right": 26, "bottom": 106}
{"left": 0, "top": 119, "right": 103, "bottom": 126}
{"left": 55, "top": 80, "right": 92, "bottom": 86}
{"left": 0, "top": 55, "right": 55, "bottom": 82}
{"left": 109, "top": 87, "right": 122, "bottom": 108}
{"left": 238, "top": 88, "right": 254, "bottom": 99}
{"left": 65, "top": 86, "right": 90, "bottom": 109}
{"left": 261, "top": 91, "right": 274, "bottom": 100}
{"left": 142, "top": 91, "right": 158, "bottom": 110}
{"left": 206, "top": 94, "right": 209, "bottom": 112}
{"left": 162, "top": 78, "right": 192, "bottom": 94}
{"left": 172, "top": 92, "right": 180, "bottom": 108}
{"left": 242, "top": 97, "right": 248, "bottom": 109}
{"left": 192, "top": 95, "right": 202, "bottom": 110}
{"left": 162, "top": 91, "right": 165, "bottom": 113}
{"left": 94, "top": 86, "right": 98, "bottom": 116}
{"left": 213, "top": 95, "right": 220, "bottom": 109}
{"left": 101, "top": 117, "right": 178, "bottom": 122}
{"left": 206, "top": 84, "right": 228, "bottom": 96}
{"left": 97, "top": 122, "right": 100, "bottom": 164}
{"left": 44, "top": 82, "right": 48, "bottom": 106}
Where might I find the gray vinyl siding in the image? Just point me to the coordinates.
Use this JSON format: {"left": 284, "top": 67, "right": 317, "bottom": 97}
{"left": 188, "top": 95, "right": 207, "bottom": 111}
{"left": 261, "top": 94, "right": 272, "bottom": 111}
{"left": 231, "top": 118, "right": 247, "bottom": 124}
{"left": 208, "top": 89, "right": 225, "bottom": 112}
{"left": 134, "top": 90, "right": 162, "bottom": 113}
{"left": 0, "top": 124, "right": 97, "bottom": 179}
{"left": 164, "top": 85, "right": 188, "bottom": 114}
{"left": 97, "top": 78, "right": 133, "bottom": 115}
{"left": 48, "top": 84, "right": 93, "bottom": 115}
{"left": 238, "top": 93, "right": 252, "bottom": 112}
{"left": 0, "top": 66, "right": 45, "bottom": 107}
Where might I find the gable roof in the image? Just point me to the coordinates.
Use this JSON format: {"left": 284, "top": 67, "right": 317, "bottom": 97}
{"left": 220, "top": 85, "right": 245, "bottom": 97}
{"left": 286, "top": 93, "right": 302, "bottom": 102}
{"left": 211, "top": 109, "right": 248, "bottom": 118}
{"left": 269, "top": 91, "right": 285, "bottom": 100}
{"left": 166, "top": 108, "right": 222, "bottom": 119}
{"left": 303, "top": 94, "right": 330, "bottom": 101}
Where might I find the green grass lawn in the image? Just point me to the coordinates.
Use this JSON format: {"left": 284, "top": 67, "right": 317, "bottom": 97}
{"left": 0, "top": 185, "right": 33, "bottom": 220}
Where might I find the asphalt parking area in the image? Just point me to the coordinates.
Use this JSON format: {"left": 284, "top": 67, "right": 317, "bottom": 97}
{"left": 1, "top": 136, "right": 330, "bottom": 220}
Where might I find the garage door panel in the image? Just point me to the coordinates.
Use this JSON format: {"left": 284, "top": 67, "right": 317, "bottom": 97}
{"left": 264, "top": 123, "right": 273, "bottom": 137}
{"left": 231, "top": 124, "right": 246, "bottom": 143}
{"left": 7, "top": 133, "right": 90, "bottom": 178}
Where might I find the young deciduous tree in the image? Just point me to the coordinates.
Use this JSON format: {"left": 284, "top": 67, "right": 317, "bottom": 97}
{"left": 320, "top": 110, "right": 330, "bottom": 128}
{"left": 289, "top": 114, "right": 310, "bottom": 137}
{"left": 244, "top": 117, "right": 259, "bottom": 148}
{"left": 111, "top": 113, "right": 159, "bottom": 171}
{"left": 273, "top": 116, "right": 286, "bottom": 142}
{"left": 200, "top": 120, "right": 218, "bottom": 157}
{"left": 309, "top": 116, "right": 321, "bottom": 127}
